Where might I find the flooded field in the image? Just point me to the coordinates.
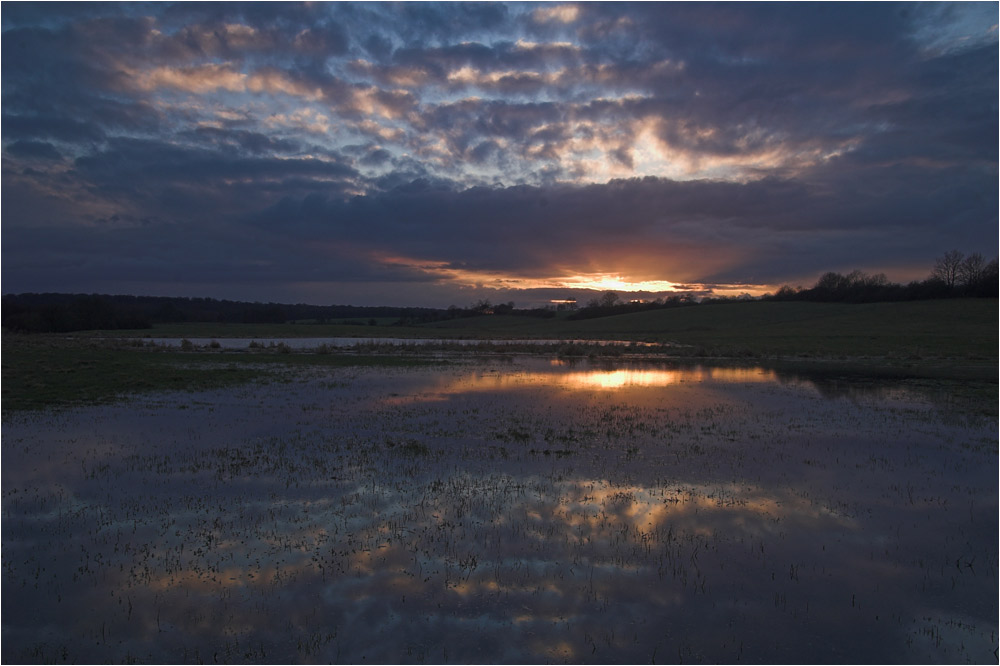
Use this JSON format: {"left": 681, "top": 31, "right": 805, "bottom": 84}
{"left": 3, "top": 357, "right": 997, "bottom": 664}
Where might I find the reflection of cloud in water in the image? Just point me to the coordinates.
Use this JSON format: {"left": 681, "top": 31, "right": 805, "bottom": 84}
{"left": 553, "top": 480, "right": 856, "bottom": 534}
{"left": 2, "top": 359, "right": 995, "bottom": 664}
{"left": 20, "top": 471, "right": 865, "bottom": 661}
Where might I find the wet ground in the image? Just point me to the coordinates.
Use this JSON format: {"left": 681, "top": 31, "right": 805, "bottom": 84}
{"left": 3, "top": 356, "right": 997, "bottom": 663}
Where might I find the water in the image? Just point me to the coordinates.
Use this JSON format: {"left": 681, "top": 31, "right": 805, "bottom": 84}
{"left": 2, "top": 358, "right": 996, "bottom": 663}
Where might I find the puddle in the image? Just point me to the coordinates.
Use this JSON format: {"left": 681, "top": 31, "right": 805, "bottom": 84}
{"left": 2, "top": 358, "right": 996, "bottom": 663}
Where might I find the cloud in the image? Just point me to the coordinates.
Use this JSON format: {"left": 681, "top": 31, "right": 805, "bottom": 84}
{"left": 1, "top": 2, "right": 996, "bottom": 305}
{"left": 179, "top": 127, "right": 303, "bottom": 156}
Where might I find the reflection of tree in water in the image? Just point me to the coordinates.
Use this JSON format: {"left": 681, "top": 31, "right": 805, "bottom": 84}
{"left": 791, "top": 374, "right": 907, "bottom": 401}
{"left": 772, "top": 366, "right": 996, "bottom": 425}
{"left": 567, "top": 358, "right": 994, "bottom": 424}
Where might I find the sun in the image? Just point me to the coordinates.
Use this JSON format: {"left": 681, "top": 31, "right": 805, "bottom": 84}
{"left": 558, "top": 274, "right": 686, "bottom": 293}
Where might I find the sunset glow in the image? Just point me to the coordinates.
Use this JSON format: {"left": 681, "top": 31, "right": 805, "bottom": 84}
{"left": 384, "top": 364, "right": 790, "bottom": 404}
{"left": 374, "top": 253, "right": 770, "bottom": 298}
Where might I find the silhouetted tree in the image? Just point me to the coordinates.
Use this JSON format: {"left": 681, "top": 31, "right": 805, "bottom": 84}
{"left": 959, "top": 255, "right": 999, "bottom": 296}
{"left": 958, "top": 253, "right": 988, "bottom": 288}
{"left": 805, "top": 270, "right": 895, "bottom": 302}
{"left": 931, "top": 250, "right": 964, "bottom": 289}
{"left": 772, "top": 285, "right": 800, "bottom": 300}
{"left": 982, "top": 259, "right": 1000, "bottom": 296}
{"left": 598, "top": 291, "right": 620, "bottom": 308}
{"left": 811, "top": 272, "right": 851, "bottom": 300}
{"left": 493, "top": 301, "right": 515, "bottom": 315}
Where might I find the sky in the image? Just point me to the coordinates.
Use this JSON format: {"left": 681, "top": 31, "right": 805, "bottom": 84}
{"left": 2, "top": 1, "right": 997, "bottom": 308}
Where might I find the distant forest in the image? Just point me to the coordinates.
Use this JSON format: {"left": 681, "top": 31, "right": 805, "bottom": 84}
{"left": 2, "top": 251, "right": 996, "bottom": 333}
{"left": 0, "top": 294, "right": 444, "bottom": 334}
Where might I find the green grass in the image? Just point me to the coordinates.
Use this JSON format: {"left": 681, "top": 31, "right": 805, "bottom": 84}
{"left": 1, "top": 336, "right": 432, "bottom": 411}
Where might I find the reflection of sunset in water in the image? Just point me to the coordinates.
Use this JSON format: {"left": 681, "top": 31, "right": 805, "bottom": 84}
{"left": 564, "top": 368, "right": 680, "bottom": 388}
{"left": 561, "top": 365, "right": 780, "bottom": 389}
{"left": 388, "top": 362, "right": 785, "bottom": 403}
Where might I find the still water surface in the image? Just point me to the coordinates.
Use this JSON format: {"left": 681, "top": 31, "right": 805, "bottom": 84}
{"left": 3, "top": 358, "right": 996, "bottom": 663}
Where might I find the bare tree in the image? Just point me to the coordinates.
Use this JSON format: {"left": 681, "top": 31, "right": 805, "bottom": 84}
{"left": 598, "top": 290, "right": 620, "bottom": 308}
{"left": 931, "top": 250, "right": 964, "bottom": 288}
{"left": 957, "top": 252, "right": 988, "bottom": 288}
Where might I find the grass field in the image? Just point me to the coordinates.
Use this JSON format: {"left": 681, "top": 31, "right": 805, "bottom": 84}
{"left": 421, "top": 299, "right": 999, "bottom": 357}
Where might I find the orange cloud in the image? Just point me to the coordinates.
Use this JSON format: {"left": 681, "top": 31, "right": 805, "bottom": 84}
{"left": 129, "top": 64, "right": 322, "bottom": 100}
{"left": 136, "top": 63, "right": 247, "bottom": 93}
{"left": 533, "top": 4, "right": 581, "bottom": 23}
{"left": 264, "top": 108, "right": 331, "bottom": 134}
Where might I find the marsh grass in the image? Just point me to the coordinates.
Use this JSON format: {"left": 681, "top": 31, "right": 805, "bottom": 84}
{"left": 1, "top": 335, "right": 433, "bottom": 411}
{"left": 1, "top": 357, "right": 996, "bottom": 664}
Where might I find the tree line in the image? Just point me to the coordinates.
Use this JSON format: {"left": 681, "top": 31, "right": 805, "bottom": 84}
{"left": 394, "top": 300, "right": 557, "bottom": 325}
{"left": 1, "top": 294, "right": 443, "bottom": 333}
{"left": 764, "top": 250, "right": 997, "bottom": 303}
{"left": 568, "top": 291, "right": 698, "bottom": 320}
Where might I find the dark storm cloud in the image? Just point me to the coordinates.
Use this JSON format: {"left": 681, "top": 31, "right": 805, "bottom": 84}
{"left": 74, "top": 138, "right": 356, "bottom": 185}
{"left": 0, "top": 223, "right": 405, "bottom": 300}
{"left": 245, "top": 170, "right": 975, "bottom": 283}
{"left": 2, "top": 113, "right": 106, "bottom": 143}
{"left": 5, "top": 140, "right": 63, "bottom": 161}
{"left": 2, "top": 2, "right": 996, "bottom": 305}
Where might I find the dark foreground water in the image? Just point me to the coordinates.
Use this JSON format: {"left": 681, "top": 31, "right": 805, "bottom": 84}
{"left": 3, "top": 358, "right": 997, "bottom": 664}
